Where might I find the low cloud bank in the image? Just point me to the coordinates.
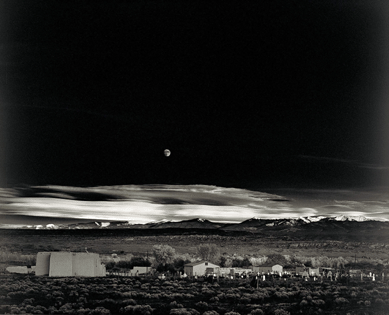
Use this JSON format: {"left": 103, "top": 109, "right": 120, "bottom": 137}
{"left": 0, "top": 185, "right": 388, "bottom": 225}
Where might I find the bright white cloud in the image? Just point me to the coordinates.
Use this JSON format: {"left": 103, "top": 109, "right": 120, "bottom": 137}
{"left": 1, "top": 185, "right": 389, "bottom": 224}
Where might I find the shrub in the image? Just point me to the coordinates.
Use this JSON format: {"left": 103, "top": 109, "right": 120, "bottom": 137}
{"left": 170, "top": 301, "right": 184, "bottom": 309}
{"left": 375, "top": 298, "right": 385, "bottom": 306}
{"left": 122, "top": 299, "right": 137, "bottom": 306}
{"left": 312, "top": 299, "right": 325, "bottom": 306}
{"left": 170, "top": 309, "right": 199, "bottom": 315}
{"left": 195, "top": 301, "right": 208, "bottom": 311}
{"left": 117, "top": 261, "right": 134, "bottom": 269}
{"left": 334, "top": 297, "right": 349, "bottom": 305}
{"left": 121, "top": 305, "right": 153, "bottom": 315}
{"left": 274, "top": 310, "right": 290, "bottom": 315}
{"left": 59, "top": 303, "right": 75, "bottom": 313}
{"left": 249, "top": 310, "right": 264, "bottom": 315}
{"left": 90, "top": 307, "right": 111, "bottom": 315}
{"left": 300, "top": 300, "right": 308, "bottom": 307}
{"left": 105, "top": 261, "right": 116, "bottom": 270}
{"left": 170, "top": 309, "right": 191, "bottom": 315}
{"left": 239, "top": 297, "right": 251, "bottom": 304}
{"left": 130, "top": 256, "right": 152, "bottom": 267}
{"left": 9, "top": 306, "right": 21, "bottom": 314}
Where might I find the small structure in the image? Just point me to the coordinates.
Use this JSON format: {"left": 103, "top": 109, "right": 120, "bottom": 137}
{"left": 6, "top": 266, "right": 36, "bottom": 274}
{"left": 131, "top": 266, "right": 151, "bottom": 275}
{"left": 321, "top": 267, "right": 335, "bottom": 276}
{"left": 296, "top": 266, "right": 309, "bottom": 275}
{"left": 349, "top": 269, "right": 362, "bottom": 278}
{"left": 253, "top": 266, "right": 273, "bottom": 273}
{"left": 230, "top": 267, "right": 253, "bottom": 276}
{"left": 219, "top": 268, "right": 236, "bottom": 278}
{"left": 36, "top": 252, "right": 106, "bottom": 277}
{"left": 184, "top": 261, "right": 219, "bottom": 277}
{"left": 253, "top": 265, "right": 283, "bottom": 274}
{"left": 309, "top": 267, "right": 321, "bottom": 276}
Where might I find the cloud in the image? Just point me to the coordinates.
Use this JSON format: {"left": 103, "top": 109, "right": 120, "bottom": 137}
{"left": 1, "top": 185, "right": 389, "bottom": 225}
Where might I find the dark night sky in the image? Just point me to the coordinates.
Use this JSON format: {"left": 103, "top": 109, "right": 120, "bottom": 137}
{"left": 1, "top": 0, "right": 389, "bottom": 190}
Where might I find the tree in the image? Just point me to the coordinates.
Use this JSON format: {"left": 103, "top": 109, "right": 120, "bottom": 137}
{"left": 219, "top": 256, "right": 227, "bottom": 267}
{"left": 266, "top": 254, "right": 288, "bottom": 266}
{"left": 152, "top": 245, "right": 176, "bottom": 266}
{"left": 196, "top": 244, "right": 220, "bottom": 263}
{"left": 174, "top": 258, "right": 191, "bottom": 272}
{"left": 130, "top": 256, "right": 152, "bottom": 267}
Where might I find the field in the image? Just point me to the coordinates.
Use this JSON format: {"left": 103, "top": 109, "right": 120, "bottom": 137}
{"left": 1, "top": 273, "right": 389, "bottom": 315}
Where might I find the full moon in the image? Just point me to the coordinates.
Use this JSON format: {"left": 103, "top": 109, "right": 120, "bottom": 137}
{"left": 164, "top": 149, "right": 171, "bottom": 157}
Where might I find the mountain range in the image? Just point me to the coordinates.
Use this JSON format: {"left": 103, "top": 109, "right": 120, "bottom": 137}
{"left": 17, "top": 215, "right": 389, "bottom": 230}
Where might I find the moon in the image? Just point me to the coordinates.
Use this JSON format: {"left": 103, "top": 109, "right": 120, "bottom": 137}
{"left": 164, "top": 149, "right": 171, "bottom": 157}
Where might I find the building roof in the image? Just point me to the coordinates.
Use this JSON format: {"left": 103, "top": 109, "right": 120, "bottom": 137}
{"left": 37, "top": 251, "right": 99, "bottom": 257}
{"left": 184, "top": 260, "right": 219, "bottom": 267}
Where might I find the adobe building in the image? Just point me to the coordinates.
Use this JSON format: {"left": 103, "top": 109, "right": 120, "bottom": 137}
{"left": 184, "top": 261, "right": 219, "bottom": 276}
{"left": 35, "top": 252, "right": 106, "bottom": 277}
{"left": 272, "top": 264, "right": 283, "bottom": 274}
{"left": 253, "top": 265, "right": 272, "bottom": 273}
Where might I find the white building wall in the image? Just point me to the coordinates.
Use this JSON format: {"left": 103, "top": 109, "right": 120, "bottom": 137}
{"left": 35, "top": 252, "right": 51, "bottom": 276}
{"left": 49, "top": 252, "right": 73, "bottom": 277}
{"left": 97, "top": 261, "right": 106, "bottom": 277}
{"left": 36, "top": 251, "right": 106, "bottom": 277}
{"left": 94, "top": 255, "right": 106, "bottom": 277}
{"left": 272, "top": 264, "right": 283, "bottom": 273}
{"left": 192, "top": 262, "right": 219, "bottom": 276}
{"left": 72, "top": 253, "right": 96, "bottom": 277}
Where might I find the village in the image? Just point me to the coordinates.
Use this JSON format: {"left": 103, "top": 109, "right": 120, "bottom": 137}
{"left": 6, "top": 250, "right": 383, "bottom": 285}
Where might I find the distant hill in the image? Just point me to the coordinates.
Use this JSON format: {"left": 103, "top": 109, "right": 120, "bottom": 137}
{"left": 16, "top": 215, "right": 388, "bottom": 233}
{"left": 0, "top": 215, "right": 386, "bottom": 244}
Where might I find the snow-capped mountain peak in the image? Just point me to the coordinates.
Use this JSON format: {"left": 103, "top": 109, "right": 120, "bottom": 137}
{"left": 302, "top": 216, "right": 327, "bottom": 222}
{"left": 46, "top": 224, "right": 59, "bottom": 229}
{"left": 330, "top": 215, "right": 370, "bottom": 222}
